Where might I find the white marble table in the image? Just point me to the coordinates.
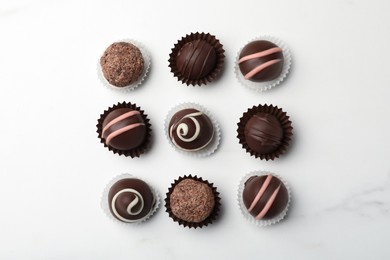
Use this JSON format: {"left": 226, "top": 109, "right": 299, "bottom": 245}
{"left": 1, "top": 0, "right": 389, "bottom": 259}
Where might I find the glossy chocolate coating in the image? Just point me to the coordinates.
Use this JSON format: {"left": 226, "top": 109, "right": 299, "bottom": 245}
{"left": 243, "top": 175, "right": 288, "bottom": 220}
{"left": 244, "top": 113, "right": 283, "bottom": 154}
{"left": 102, "top": 108, "right": 146, "bottom": 151}
{"left": 168, "top": 108, "right": 214, "bottom": 151}
{"left": 108, "top": 178, "right": 155, "bottom": 223}
{"left": 100, "top": 42, "right": 144, "bottom": 87}
{"left": 239, "top": 40, "right": 284, "bottom": 82}
{"left": 176, "top": 40, "right": 217, "bottom": 80}
{"left": 170, "top": 179, "right": 215, "bottom": 223}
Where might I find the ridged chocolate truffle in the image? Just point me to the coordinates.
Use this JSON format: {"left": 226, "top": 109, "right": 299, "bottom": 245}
{"left": 238, "top": 40, "right": 284, "bottom": 82}
{"left": 100, "top": 42, "right": 144, "bottom": 87}
{"left": 108, "top": 178, "right": 156, "bottom": 223}
{"left": 168, "top": 32, "right": 225, "bottom": 86}
{"left": 244, "top": 113, "right": 283, "bottom": 154}
{"left": 176, "top": 40, "right": 217, "bottom": 80}
{"left": 170, "top": 179, "right": 215, "bottom": 223}
{"left": 102, "top": 108, "right": 146, "bottom": 151}
{"left": 168, "top": 108, "right": 214, "bottom": 151}
{"left": 243, "top": 175, "right": 288, "bottom": 220}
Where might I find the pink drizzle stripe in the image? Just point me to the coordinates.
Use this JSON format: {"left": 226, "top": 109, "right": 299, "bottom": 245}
{"left": 238, "top": 47, "right": 282, "bottom": 64}
{"left": 244, "top": 59, "right": 282, "bottom": 80}
{"left": 255, "top": 184, "right": 281, "bottom": 220}
{"left": 106, "top": 123, "right": 144, "bottom": 143}
{"left": 248, "top": 175, "right": 273, "bottom": 212}
{"left": 102, "top": 111, "right": 141, "bottom": 134}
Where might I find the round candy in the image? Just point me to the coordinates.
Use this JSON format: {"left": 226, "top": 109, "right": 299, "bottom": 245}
{"left": 108, "top": 178, "right": 156, "bottom": 223}
{"left": 242, "top": 174, "right": 288, "bottom": 220}
{"left": 102, "top": 108, "right": 146, "bottom": 151}
{"left": 244, "top": 112, "right": 283, "bottom": 154}
{"left": 100, "top": 42, "right": 144, "bottom": 87}
{"left": 176, "top": 40, "right": 217, "bottom": 80}
{"left": 238, "top": 40, "right": 284, "bottom": 82}
{"left": 168, "top": 108, "right": 214, "bottom": 151}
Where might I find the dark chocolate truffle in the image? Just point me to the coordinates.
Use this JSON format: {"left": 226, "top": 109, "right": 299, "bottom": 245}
{"left": 238, "top": 40, "right": 284, "bottom": 82}
{"left": 244, "top": 113, "right": 283, "bottom": 154}
{"left": 237, "top": 104, "right": 293, "bottom": 160}
{"left": 176, "top": 40, "right": 217, "bottom": 80}
{"left": 165, "top": 175, "right": 221, "bottom": 228}
{"left": 242, "top": 175, "right": 288, "bottom": 220}
{"left": 169, "top": 32, "right": 225, "bottom": 86}
{"left": 170, "top": 179, "right": 214, "bottom": 223}
{"left": 168, "top": 108, "right": 214, "bottom": 151}
{"left": 100, "top": 42, "right": 144, "bottom": 87}
{"left": 97, "top": 102, "right": 152, "bottom": 157}
{"left": 102, "top": 108, "right": 146, "bottom": 151}
{"left": 108, "top": 178, "right": 156, "bottom": 223}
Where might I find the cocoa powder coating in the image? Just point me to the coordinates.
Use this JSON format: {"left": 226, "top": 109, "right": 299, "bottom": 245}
{"left": 100, "top": 42, "right": 144, "bottom": 87}
{"left": 169, "top": 179, "right": 215, "bottom": 223}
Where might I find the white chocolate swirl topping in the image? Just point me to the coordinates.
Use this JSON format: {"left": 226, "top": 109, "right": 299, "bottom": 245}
{"left": 111, "top": 188, "right": 145, "bottom": 223}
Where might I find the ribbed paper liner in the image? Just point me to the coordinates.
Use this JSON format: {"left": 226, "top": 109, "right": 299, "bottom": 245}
{"left": 234, "top": 36, "right": 291, "bottom": 92}
{"left": 101, "top": 173, "right": 160, "bottom": 225}
{"left": 238, "top": 171, "right": 291, "bottom": 227}
{"left": 97, "top": 39, "right": 151, "bottom": 91}
{"left": 164, "top": 102, "right": 221, "bottom": 157}
{"left": 237, "top": 104, "right": 293, "bottom": 160}
{"left": 165, "top": 175, "right": 221, "bottom": 229}
{"left": 96, "top": 102, "right": 152, "bottom": 157}
{"left": 168, "top": 32, "right": 225, "bottom": 86}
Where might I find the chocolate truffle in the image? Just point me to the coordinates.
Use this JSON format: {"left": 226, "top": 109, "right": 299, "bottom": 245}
{"left": 108, "top": 178, "right": 156, "bottom": 223}
{"left": 165, "top": 175, "right": 221, "bottom": 228}
{"left": 242, "top": 174, "right": 288, "bottom": 220}
{"left": 100, "top": 42, "right": 144, "bottom": 87}
{"left": 176, "top": 40, "right": 217, "bottom": 80}
{"left": 237, "top": 104, "right": 293, "bottom": 160}
{"left": 168, "top": 108, "right": 214, "bottom": 151}
{"left": 244, "top": 113, "right": 283, "bottom": 154}
{"left": 238, "top": 40, "right": 284, "bottom": 82}
{"left": 97, "top": 102, "right": 152, "bottom": 157}
{"left": 169, "top": 32, "right": 225, "bottom": 86}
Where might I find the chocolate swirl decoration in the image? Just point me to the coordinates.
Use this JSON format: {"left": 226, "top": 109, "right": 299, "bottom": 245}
{"left": 238, "top": 40, "right": 284, "bottom": 82}
{"left": 168, "top": 108, "right": 214, "bottom": 151}
{"left": 108, "top": 178, "right": 155, "bottom": 223}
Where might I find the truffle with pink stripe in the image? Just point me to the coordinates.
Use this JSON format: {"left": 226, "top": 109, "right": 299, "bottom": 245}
{"left": 238, "top": 40, "right": 284, "bottom": 82}
{"left": 242, "top": 174, "right": 288, "bottom": 220}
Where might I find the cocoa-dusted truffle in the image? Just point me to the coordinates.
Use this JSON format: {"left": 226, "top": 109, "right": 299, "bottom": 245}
{"left": 97, "top": 102, "right": 152, "bottom": 157}
{"left": 165, "top": 175, "right": 220, "bottom": 228}
{"left": 108, "top": 178, "right": 156, "bottom": 223}
{"left": 242, "top": 174, "right": 288, "bottom": 220}
{"left": 169, "top": 32, "right": 225, "bottom": 86}
{"left": 238, "top": 40, "right": 284, "bottom": 82}
{"left": 237, "top": 104, "right": 292, "bottom": 160}
{"left": 168, "top": 108, "right": 214, "bottom": 151}
{"left": 100, "top": 42, "right": 144, "bottom": 87}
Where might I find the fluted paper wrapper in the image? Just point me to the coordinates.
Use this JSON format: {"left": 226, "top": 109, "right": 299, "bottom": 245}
{"left": 164, "top": 102, "right": 221, "bottom": 157}
{"left": 165, "top": 175, "right": 221, "bottom": 229}
{"left": 168, "top": 32, "right": 225, "bottom": 86}
{"left": 234, "top": 36, "right": 291, "bottom": 92}
{"left": 238, "top": 171, "right": 291, "bottom": 227}
{"left": 237, "top": 104, "right": 293, "bottom": 160}
{"left": 97, "top": 39, "right": 151, "bottom": 91}
{"left": 101, "top": 173, "right": 160, "bottom": 225}
{"left": 96, "top": 102, "right": 152, "bottom": 157}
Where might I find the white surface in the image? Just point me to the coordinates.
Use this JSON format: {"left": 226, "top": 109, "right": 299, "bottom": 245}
{"left": 1, "top": 0, "right": 390, "bottom": 259}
